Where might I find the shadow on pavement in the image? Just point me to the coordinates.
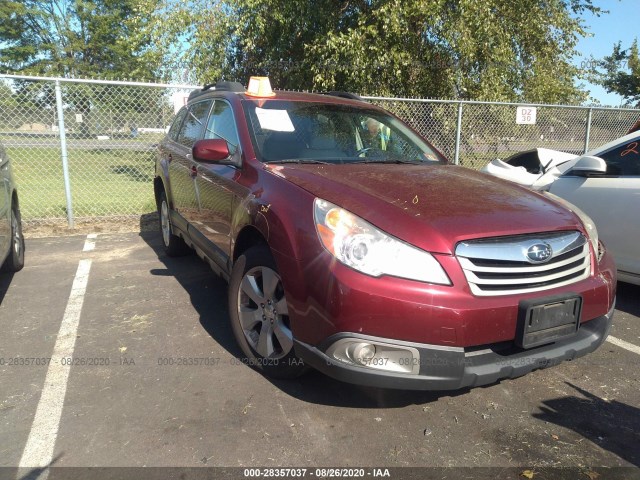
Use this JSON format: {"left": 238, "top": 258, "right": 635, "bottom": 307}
{"left": 16, "top": 452, "right": 64, "bottom": 480}
{"left": 0, "top": 271, "right": 15, "bottom": 305}
{"left": 137, "top": 213, "right": 468, "bottom": 408}
{"left": 533, "top": 382, "right": 640, "bottom": 467}
{"left": 616, "top": 281, "right": 640, "bottom": 317}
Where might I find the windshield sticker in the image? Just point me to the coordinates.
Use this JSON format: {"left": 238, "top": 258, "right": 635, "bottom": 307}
{"left": 255, "top": 107, "right": 295, "bottom": 132}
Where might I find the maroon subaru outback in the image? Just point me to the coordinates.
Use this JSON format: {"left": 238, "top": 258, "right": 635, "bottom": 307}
{"left": 154, "top": 77, "right": 616, "bottom": 390}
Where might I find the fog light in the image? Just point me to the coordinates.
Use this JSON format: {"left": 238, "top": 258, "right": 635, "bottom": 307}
{"left": 325, "top": 338, "right": 421, "bottom": 375}
{"left": 349, "top": 343, "right": 376, "bottom": 365}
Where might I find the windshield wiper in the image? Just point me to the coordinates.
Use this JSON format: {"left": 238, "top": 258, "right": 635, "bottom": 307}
{"left": 351, "top": 157, "right": 423, "bottom": 164}
{"left": 264, "top": 159, "right": 332, "bottom": 165}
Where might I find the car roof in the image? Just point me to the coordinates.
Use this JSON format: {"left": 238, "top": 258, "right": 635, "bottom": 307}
{"left": 188, "top": 88, "right": 378, "bottom": 110}
{"left": 240, "top": 90, "right": 367, "bottom": 105}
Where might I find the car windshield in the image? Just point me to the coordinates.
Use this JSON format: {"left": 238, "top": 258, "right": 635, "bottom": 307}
{"left": 242, "top": 100, "right": 445, "bottom": 165}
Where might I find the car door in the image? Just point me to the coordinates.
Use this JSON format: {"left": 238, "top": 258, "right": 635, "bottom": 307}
{"left": 0, "top": 145, "right": 10, "bottom": 256}
{"left": 159, "top": 107, "right": 189, "bottom": 218}
{"left": 165, "top": 100, "right": 213, "bottom": 225}
{"left": 549, "top": 138, "right": 640, "bottom": 277}
{"left": 191, "top": 99, "right": 243, "bottom": 270}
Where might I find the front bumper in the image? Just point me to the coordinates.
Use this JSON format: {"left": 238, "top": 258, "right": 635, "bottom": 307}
{"left": 293, "top": 300, "right": 614, "bottom": 391}
{"left": 279, "top": 245, "right": 616, "bottom": 348}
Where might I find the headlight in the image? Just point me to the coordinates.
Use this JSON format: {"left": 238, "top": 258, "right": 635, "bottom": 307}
{"left": 313, "top": 198, "right": 451, "bottom": 284}
{"left": 544, "top": 192, "right": 599, "bottom": 256}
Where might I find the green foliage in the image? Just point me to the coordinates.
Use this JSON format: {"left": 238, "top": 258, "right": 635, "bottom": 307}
{"left": 596, "top": 39, "right": 640, "bottom": 107}
{"left": 0, "top": 0, "right": 159, "bottom": 80}
{"left": 0, "top": 1, "right": 172, "bottom": 136}
{"left": 0, "top": 0, "right": 608, "bottom": 105}
{"left": 154, "top": 0, "right": 601, "bottom": 104}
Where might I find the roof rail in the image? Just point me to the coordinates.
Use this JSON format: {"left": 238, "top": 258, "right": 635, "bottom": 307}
{"left": 216, "top": 81, "right": 245, "bottom": 92}
{"left": 188, "top": 80, "right": 246, "bottom": 101}
{"left": 324, "top": 91, "right": 365, "bottom": 102}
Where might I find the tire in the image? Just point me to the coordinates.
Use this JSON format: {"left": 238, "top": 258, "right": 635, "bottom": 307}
{"left": 1, "top": 202, "right": 25, "bottom": 273}
{"left": 158, "top": 191, "right": 189, "bottom": 257}
{"left": 228, "top": 245, "right": 306, "bottom": 379}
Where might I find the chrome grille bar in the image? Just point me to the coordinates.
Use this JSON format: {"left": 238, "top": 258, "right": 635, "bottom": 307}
{"left": 456, "top": 231, "right": 591, "bottom": 296}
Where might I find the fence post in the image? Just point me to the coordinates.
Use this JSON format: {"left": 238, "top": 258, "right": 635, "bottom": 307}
{"left": 583, "top": 107, "right": 593, "bottom": 154}
{"left": 54, "top": 80, "right": 75, "bottom": 228}
{"left": 454, "top": 102, "right": 463, "bottom": 165}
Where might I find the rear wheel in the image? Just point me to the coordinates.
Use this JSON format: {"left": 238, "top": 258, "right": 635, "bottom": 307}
{"left": 1, "top": 202, "right": 25, "bottom": 273}
{"left": 228, "top": 245, "right": 306, "bottom": 379}
{"left": 158, "top": 191, "right": 188, "bottom": 256}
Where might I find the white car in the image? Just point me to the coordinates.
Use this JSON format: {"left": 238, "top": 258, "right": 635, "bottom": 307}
{"left": 481, "top": 131, "right": 640, "bottom": 285}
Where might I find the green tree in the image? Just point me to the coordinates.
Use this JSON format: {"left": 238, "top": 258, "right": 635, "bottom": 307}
{"left": 154, "top": 0, "right": 601, "bottom": 104}
{"left": 0, "top": 0, "right": 159, "bottom": 79}
{"left": 0, "top": 1, "right": 167, "bottom": 136}
{"left": 596, "top": 39, "right": 640, "bottom": 107}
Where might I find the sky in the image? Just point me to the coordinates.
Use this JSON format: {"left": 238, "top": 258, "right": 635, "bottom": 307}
{"left": 574, "top": 0, "right": 640, "bottom": 106}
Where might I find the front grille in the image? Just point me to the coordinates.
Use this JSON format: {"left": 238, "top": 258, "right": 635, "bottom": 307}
{"left": 456, "top": 231, "right": 591, "bottom": 296}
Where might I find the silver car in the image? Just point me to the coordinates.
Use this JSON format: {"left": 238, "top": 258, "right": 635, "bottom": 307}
{"left": 482, "top": 131, "right": 640, "bottom": 285}
{"left": 0, "top": 141, "right": 24, "bottom": 273}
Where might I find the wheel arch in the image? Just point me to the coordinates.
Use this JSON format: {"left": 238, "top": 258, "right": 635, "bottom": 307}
{"left": 10, "top": 189, "right": 19, "bottom": 210}
{"left": 233, "top": 225, "right": 268, "bottom": 262}
{"left": 153, "top": 176, "right": 165, "bottom": 210}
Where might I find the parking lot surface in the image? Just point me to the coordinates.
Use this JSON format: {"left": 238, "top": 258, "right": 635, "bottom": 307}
{"left": 1, "top": 232, "right": 639, "bottom": 478}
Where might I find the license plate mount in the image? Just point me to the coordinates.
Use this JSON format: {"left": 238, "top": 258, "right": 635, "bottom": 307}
{"left": 516, "top": 293, "right": 582, "bottom": 349}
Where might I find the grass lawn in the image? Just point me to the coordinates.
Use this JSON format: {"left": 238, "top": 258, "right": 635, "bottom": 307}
{"left": 7, "top": 146, "right": 157, "bottom": 222}
{"left": 5, "top": 143, "right": 526, "bottom": 224}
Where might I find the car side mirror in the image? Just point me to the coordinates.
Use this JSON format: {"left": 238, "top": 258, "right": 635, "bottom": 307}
{"left": 570, "top": 155, "right": 606, "bottom": 176}
{"left": 193, "top": 139, "right": 230, "bottom": 163}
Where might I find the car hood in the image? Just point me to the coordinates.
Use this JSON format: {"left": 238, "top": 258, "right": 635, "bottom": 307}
{"left": 265, "top": 163, "right": 584, "bottom": 255}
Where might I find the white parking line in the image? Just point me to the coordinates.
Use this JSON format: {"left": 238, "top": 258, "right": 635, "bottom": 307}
{"left": 606, "top": 335, "right": 640, "bottom": 355}
{"left": 82, "top": 233, "right": 98, "bottom": 252}
{"left": 18, "top": 258, "right": 93, "bottom": 472}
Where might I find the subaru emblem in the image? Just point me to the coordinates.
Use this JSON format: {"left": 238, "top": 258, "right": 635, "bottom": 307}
{"left": 526, "top": 243, "right": 553, "bottom": 263}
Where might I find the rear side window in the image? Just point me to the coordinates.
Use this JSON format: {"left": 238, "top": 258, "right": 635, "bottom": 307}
{"left": 168, "top": 107, "right": 187, "bottom": 141}
{"left": 177, "top": 100, "right": 212, "bottom": 148}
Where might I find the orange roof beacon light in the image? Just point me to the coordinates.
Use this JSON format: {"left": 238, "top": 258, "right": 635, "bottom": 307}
{"left": 246, "top": 76, "right": 276, "bottom": 97}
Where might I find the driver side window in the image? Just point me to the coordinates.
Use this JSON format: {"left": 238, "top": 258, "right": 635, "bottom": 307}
{"left": 205, "top": 101, "right": 240, "bottom": 155}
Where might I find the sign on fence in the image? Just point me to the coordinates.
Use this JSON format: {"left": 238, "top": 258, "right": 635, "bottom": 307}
{"left": 516, "top": 106, "right": 537, "bottom": 125}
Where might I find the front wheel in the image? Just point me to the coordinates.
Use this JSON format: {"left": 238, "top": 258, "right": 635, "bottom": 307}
{"left": 228, "top": 245, "right": 306, "bottom": 379}
{"left": 1, "top": 202, "right": 25, "bottom": 273}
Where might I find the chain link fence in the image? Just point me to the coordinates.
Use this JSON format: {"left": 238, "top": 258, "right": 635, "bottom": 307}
{"left": 1, "top": 74, "right": 639, "bottom": 228}
{"left": 371, "top": 98, "right": 640, "bottom": 169}
{"left": 0, "top": 75, "right": 195, "bottom": 228}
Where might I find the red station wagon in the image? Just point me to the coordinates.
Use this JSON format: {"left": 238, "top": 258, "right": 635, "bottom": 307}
{"left": 154, "top": 77, "right": 616, "bottom": 390}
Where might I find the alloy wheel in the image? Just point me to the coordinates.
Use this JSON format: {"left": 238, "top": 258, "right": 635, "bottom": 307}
{"left": 161, "top": 200, "right": 171, "bottom": 247}
{"left": 237, "top": 266, "right": 293, "bottom": 359}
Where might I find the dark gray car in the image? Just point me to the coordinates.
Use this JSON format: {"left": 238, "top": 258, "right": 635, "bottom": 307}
{"left": 0, "top": 141, "right": 24, "bottom": 273}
